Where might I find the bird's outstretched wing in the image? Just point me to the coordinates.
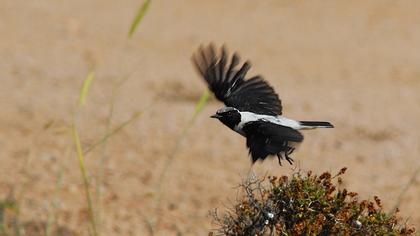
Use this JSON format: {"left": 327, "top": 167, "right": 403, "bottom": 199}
{"left": 192, "top": 44, "right": 282, "bottom": 116}
{"left": 242, "top": 120, "right": 304, "bottom": 163}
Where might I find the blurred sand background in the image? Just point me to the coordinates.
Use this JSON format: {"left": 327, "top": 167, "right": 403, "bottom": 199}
{"left": 0, "top": 0, "right": 419, "bottom": 235}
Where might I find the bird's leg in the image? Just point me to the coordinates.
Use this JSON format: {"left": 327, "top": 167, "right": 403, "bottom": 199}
{"left": 276, "top": 153, "right": 283, "bottom": 166}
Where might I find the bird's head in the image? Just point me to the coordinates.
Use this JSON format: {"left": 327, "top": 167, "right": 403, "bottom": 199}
{"left": 210, "top": 107, "right": 241, "bottom": 130}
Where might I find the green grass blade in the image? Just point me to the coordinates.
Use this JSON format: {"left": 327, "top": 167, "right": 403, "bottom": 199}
{"left": 190, "top": 89, "right": 210, "bottom": 121}
{"left": 128, "top": 0, "right": 151, "bottom": 38}
{"left": 78, "top": 71, "right": 95, "bottom": 107}
{"left": 71, "top": 124, "right": 98, "bottom": 236}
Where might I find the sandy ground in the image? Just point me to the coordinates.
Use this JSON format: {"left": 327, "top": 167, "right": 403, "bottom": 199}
{"left": 0, "top": 0, "right": 419, "bottom": 235}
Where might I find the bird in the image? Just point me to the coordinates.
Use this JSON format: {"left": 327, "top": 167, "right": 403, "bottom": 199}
{"left": 192, "top": 44, "right": 334, "bottom": 165}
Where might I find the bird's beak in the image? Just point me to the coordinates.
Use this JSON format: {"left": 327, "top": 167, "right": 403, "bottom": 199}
{"left": 210, "top": 114, "right": 221, "bottom": 119}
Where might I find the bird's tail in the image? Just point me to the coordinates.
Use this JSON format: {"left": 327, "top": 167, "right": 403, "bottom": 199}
{"left": 299, "top": 121, "right": 334, "bottom": 129}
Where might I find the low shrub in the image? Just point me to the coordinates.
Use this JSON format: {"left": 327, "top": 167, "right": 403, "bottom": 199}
{"left": 210, "top": 168, "right": 415, "bottom": 236}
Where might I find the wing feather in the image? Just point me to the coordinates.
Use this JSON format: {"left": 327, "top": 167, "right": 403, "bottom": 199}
{"left": 192, "top": 44, "right": 282, "bottom": 115}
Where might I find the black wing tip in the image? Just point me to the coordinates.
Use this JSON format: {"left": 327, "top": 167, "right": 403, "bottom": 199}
{"left": 242, "top": 61, "right": 252, "bottom": 70}
{"left": 191, "top": 43, "right": 221, "bottom": 73}
{"left": 192, "top": 43, "right": 247, "bottom": 72}
{"left": 192, "top": 43, "right": 220, "bottom": 58}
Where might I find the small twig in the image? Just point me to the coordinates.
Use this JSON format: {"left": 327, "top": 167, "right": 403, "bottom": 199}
{"left": 45, "top": 147, "right": 68, "bottom": 236}
{"left": 94, "top": 76, "right": 131, "bottom": 234}
{"left": 142, "top": 215, "right": 155, "bottom": 236}
{"left": 391, "top": 165, "right": 420, "bottom": 213}
{"left": 83, "top": 111, "right": 143, "bottom": 156}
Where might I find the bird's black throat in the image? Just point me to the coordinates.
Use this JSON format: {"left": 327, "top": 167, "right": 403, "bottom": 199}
{"left": 215, "top": 109, "right": 241, "bottom": 131}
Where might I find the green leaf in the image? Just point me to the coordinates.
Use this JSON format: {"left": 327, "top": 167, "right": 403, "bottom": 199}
{"left": 128, "top": 0, "right": 152, "bottom": 38}
{"left": 78, "top": 71, "right": 95, "bottom": 107}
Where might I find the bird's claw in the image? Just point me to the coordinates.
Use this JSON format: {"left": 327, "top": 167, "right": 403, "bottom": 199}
{"left": 277, "top": 146, "right": 295, "bottom": 166}
{"left": 285, "top": 155, "right": 294, "bottom": 165}
{"left": 285, "top": 147, "right": 295, "bottom": 165}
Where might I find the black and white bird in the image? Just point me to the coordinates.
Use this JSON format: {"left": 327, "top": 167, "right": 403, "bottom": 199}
{"left": 192, "top": 44, "right": 333, "bottom": 165}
